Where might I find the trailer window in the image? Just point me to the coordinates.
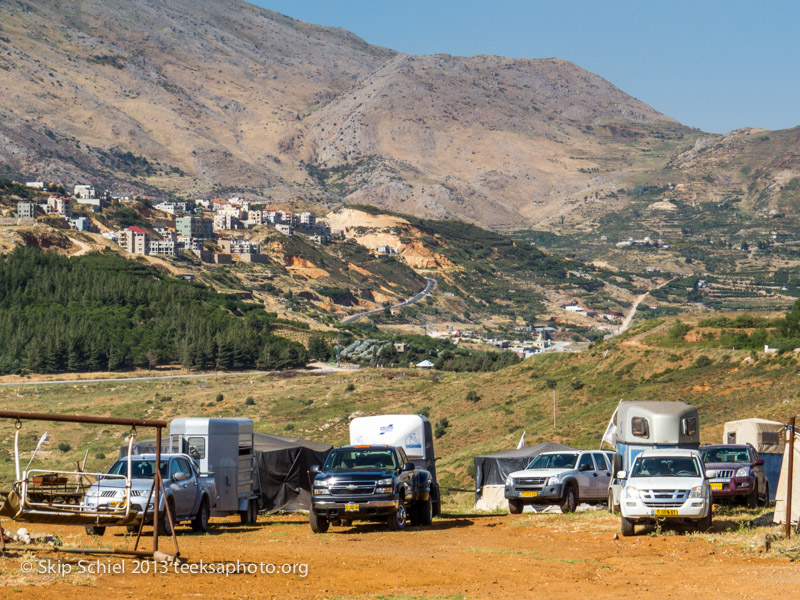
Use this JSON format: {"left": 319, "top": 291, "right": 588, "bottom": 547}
{"left": 631, "top": 417, "right": 650, "bottom": 438}
{"left": 682, "top": 417, "right": 697, "bottom": 437}
{"left": 187, "top": 437, "right": 205, "bottom": 460}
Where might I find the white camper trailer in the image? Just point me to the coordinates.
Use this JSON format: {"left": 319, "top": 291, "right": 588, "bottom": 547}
{"left": 168, "top": 418, "right": 260, "bottom": 523}
{"left": 724, "top": 418, "right": 784, "bottom": 501}
{"left": 349, "top": 414, "right": 440, "bottom": 516}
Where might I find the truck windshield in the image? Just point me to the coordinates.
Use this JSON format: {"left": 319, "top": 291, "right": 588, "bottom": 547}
{"left": 701, "top": 447, "right": 750, "bottom": 464}
{"left": 107, "top": 459, "right": 170, "bottom": 479}
{"left": 526, "top": 453, "right": 578, "bottom": 470}
{"left": 630, "top": 456, "right": 701, "bottom": 478}
{"left": 323, "top": 449, "right": 397, "bottom": 471}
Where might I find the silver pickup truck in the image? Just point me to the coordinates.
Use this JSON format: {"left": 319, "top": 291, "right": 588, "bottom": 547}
{"left": 81, "top": 453, "right": 216, "bottom": 536}
{"left": 504, "top": 450, "right": 613, "bottom": 513}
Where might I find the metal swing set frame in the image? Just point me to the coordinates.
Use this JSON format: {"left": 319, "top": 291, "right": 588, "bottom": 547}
{"left": 0, "top": 410, "right": 181, "bottom": 560}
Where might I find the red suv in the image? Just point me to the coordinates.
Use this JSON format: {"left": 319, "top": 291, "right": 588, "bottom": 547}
{"left": 700, "top": 444, "right": 768, "bottom": 507}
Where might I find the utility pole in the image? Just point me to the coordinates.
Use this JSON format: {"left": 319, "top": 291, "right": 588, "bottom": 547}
{"left": 546, "top": 380, "right": 558, "bottom": 428}
{"left": 787, "top": 415, "right": 796, "bottom": 539}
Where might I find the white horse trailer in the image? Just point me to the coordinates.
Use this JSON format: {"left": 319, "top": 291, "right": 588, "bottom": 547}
{"left": 168, "top": 418, "right": 260, "bottom": 524}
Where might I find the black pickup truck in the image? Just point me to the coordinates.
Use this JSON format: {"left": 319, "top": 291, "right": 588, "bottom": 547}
{"left": 309, "top": 445, "right": 435, "bottom": 532}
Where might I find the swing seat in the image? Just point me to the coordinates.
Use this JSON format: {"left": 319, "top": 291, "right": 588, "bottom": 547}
{"left": 0, "top": 487, "right": 139, "bottom": 526}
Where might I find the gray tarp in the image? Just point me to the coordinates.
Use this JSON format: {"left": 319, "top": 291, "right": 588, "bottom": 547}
{"left": 474, "top": 442, "right": 577, "bottom": 498}
{"left": 252, "top": 433, "right": 331, "bottom": 513}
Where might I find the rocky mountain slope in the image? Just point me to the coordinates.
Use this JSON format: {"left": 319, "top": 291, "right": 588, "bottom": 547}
{"left": 2, "top": 0, "right": 762, "bottom": 230}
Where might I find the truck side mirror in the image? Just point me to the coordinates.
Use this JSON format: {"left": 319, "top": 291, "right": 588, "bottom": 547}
{"left": 402, "top": 462, "right": 415, "bottom": 472}
{"left": 173, "top": 471, "right": 190, "bottom": 482}
{"left": 310, "top": 465, "right": 320, "bottom": 474}
{"left": 754, "top": 458, "right": 764, "bottom": 466}
{"left": 616, "top": 470, "right": 627, "bottom": 480}
{"left": 705, "top": 469, "right": 717, "bottom": 479}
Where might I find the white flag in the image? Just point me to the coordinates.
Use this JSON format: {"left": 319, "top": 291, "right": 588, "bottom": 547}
{"left": 516, "top": 431, "right": 526, "bottom": 449}
{"left": 601, "top": 403, "right": 621, "bottom": 449}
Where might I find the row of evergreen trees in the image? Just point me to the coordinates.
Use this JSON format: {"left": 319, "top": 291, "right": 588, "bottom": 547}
{"left": 0, "top": 247, "right": 307, "bottom": 374}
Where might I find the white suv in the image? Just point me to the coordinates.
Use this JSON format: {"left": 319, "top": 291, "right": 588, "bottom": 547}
{"left": 619, "top": 448, "right": 712, "bottom": 536}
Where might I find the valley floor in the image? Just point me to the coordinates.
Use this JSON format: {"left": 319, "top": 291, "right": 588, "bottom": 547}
{"left": 1, "top": 509, "right": 796, "bottom": 599}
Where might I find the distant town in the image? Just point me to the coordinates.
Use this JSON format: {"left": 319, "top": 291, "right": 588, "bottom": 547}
{"left": 12, "top": 180, "right": 341, "bottom": 264}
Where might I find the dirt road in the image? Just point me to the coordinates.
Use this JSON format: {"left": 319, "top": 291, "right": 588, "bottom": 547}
{"left": 1, "top": 511, "right": 796, "bottom": 599}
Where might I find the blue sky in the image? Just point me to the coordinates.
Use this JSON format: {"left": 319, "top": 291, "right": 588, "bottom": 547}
{"left": 253, "top": 0, "right": 799, "bottom": 134}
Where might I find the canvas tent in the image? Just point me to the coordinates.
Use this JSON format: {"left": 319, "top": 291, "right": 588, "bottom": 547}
{"left": 252, "top": 432, "right": 331, "bottom": 513}
{"left": 773, "top": 426, "right": 799, "bottom": 528}
{"left": 723, "top": 418, "right": 785, "bottom": 500}
{"left": 473, "top": 442, "right": 577, "bottom": 511}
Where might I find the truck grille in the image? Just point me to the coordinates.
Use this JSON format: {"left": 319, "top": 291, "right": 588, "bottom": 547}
{"left": 100, "top": 490, "right": 118, "bottom": 498}
{"left": 714, "top": 470, "right": 734, "bottom": 479}
{"left": 640, "top": 489, "right": 689, "bottom": 508}
{"left": 516, "top": 478, "right": 546, "bottom": 486}
{"left": 329, "top": 481, "right": 376, "bottom": 496}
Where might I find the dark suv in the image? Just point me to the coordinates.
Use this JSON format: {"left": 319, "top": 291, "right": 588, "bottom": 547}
{"left": 700, "top": 444, "right": 768, "bottom": 507}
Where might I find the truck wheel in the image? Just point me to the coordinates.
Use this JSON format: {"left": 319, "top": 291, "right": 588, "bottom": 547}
{"left": 418, "top": 498, "right": 433, "bottom": 526}
{"left": 697, "top": 505, "right": 713, "bottom": 532}
{"left": 191, "top": 498, "right": 210, "bottom": 533}
{"left": 158, "top": 502, "right": 176, "bottom": 536}
{"left": 387, "top": 504, "right": 407, "bottom": 531}
{"left": 309, "top": 509, "right": 329, "bottom": 534}
{"left": 340, "top": 519, "right": 351, "bottom": 527}
{"left": 761, "top": 483, "right": 770, "bottom": 507}
{"left": 126, "top": 525, "right": 139, "bottom": 535}
{"left": 746, "top": 485, "right": 758, "bottom": 509}
{"left": 560, "top": 485, "right": 577, "bottom": 513}
{"left": 620, "top": 516, "right": 635, "bottom": 537}
{"left": 508, "top": 499, "right": 523, "bottom": 514}
{"left": 85, "top": 525, "right": 106, "bottom": 537}
{"left": 607, "top": 490, "right": 616, "bottom": 514}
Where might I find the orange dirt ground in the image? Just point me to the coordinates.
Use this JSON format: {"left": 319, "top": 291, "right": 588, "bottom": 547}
{"left": 1, "top": 512, "right": 797, "bottom": 599}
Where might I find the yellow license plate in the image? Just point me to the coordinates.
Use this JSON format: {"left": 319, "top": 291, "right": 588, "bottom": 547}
{"left": 653, "top": 509, "right": 678, "bottom": 516}
{"left": 344, "top": 503, "right": 359, "bottom": 512}
{"left": 710, "top": 483, "right": 724, "bottom": 490}
{"left": 520, "top": 491, "right": 538, "bottom": 498}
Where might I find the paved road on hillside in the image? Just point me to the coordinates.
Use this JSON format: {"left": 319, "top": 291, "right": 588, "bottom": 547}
{"left": 341, "top": 278, "right": 436, "bottom": 323}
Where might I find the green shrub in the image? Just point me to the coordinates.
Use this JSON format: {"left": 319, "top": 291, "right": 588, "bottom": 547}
{"left": 694, "top": 355, "right": 713, "bottom": 368}
{"left": 215, "top": 393, "right": 224, "bottom": 402}
{"left": 244, "top": 397, "right": 255, "bottom": 406}
{"left": 57, "top": 442, "right": 71, "bottom": 453}
{"left": 465, "top": 390, "right": 480, "bottom": 403}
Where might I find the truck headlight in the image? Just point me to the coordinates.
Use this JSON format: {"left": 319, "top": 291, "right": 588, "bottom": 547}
{"left": 546, "top": 476, "right": 559, "bottom": 486}
{"left": 624, "top": 486, "right": 639, "bottom": 500}
{"left": 689, "top": 485, "right": 704, "bottom": 498}
{"left": 313, "top": 480, "right": 329, "bottom": 495}
{"left": 377, "top": 478, "right": 393, "bottom": 486}
{"left": 505, "top": 475, "right": 513, "bottom": 487}
{"left": 736, "top": 467, "right": 750, "bottom": 477}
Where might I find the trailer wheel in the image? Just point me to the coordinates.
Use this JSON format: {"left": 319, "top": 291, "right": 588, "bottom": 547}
{"left": 85, "top": 525, "right": 106, "bottom": 537}
{"left": 309, "top": 509, "right": 329, "bottom": 533}
{"left": 248, "top": 499, "right": 258, "bottom": 524}
{"left": 608, "top": 490, "right": 618, "bottom": 514}
{"left": 191, "top": 498, "right": 210, "bottom": 533}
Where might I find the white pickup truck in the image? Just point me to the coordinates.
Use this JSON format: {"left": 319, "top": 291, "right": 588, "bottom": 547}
{"left": 618, "top": 448, "right": 713, "bottom": 536}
